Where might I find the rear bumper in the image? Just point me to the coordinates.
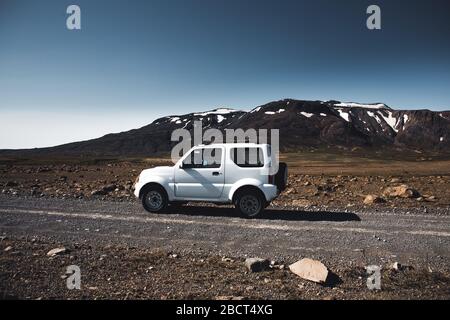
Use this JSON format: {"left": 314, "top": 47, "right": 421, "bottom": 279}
{"left": 261, "top": 184, "right": 279, "bottom": 202}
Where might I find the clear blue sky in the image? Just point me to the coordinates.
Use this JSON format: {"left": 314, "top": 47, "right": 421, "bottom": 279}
{"left": 1, "top": 0, "right": 449, "bottom": 149}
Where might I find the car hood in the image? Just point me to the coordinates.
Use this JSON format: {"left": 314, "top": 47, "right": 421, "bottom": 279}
{"left": 140, "top": 166, "right": 174, "bottom": 178}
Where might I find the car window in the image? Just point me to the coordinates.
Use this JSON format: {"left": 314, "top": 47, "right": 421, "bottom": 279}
{"left": 182, "top": 148, "right": 222, "bottom": 169}
{"left": 230, "top": 147, "right": 264, "bottom": 168}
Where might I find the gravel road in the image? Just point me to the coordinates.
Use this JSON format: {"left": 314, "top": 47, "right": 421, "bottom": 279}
{"left": 1, "top": 195, "right": 449, "bottom": 269}
{"left": 1, "top": 194, "right": 450, "bottom": 299}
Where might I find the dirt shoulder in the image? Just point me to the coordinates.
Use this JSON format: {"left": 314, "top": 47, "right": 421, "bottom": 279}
{"left": 0, "top": 156, "right": 449, "bottom": 209}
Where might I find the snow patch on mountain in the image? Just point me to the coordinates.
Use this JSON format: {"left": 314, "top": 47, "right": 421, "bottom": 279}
{"left": 367, "top": 111, "right": 382, "bottom": 124}
{"left": 300, "top": 112, "right": 314, "bottom": 118}
{"left": 194, "top": 108, "right": 239, "bottom": 116}
{"left": 216, "top": 115, "right": 226, "bottom": 123}
{"left": 265, "top": 109, "right": 285, "bottom": 115}
{"left": 337, "top": 109, "right": 350, "bottom": 122}
{"left": 333, "top": 102, "right": 389, "bottom": 109}
{"left": 379, "top": 111, "right": 399, "bottom": 133}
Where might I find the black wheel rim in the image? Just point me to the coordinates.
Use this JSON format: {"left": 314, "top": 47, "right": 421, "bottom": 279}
{"left": 239, "top": 195, "right": 261, "bottom": 217}
{"left": 145, "top": 190, "right": 163, "bottom": 210}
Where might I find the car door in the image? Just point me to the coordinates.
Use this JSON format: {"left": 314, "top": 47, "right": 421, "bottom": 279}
{"left": 174, "top": 146, "right": 225, "bottom": 199}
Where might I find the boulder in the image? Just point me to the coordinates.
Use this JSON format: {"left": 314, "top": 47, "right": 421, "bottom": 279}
{"left": 244, "top": 258, "right": 270, "bottom": 272}
{"left": 289, "top": 258, "right": 329, "bottom": 283}
{"left": 382, "top": 185, "right": 420, "bottom": 198}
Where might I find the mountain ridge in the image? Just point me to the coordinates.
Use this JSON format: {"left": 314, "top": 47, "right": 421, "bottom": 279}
{"left": 1, "top": 99, "right": 449, "bottom": 157}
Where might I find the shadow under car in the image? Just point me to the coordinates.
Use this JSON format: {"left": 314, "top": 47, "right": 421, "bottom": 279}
{"left": 163, "top": 204, "right": 361, "bottom": 222}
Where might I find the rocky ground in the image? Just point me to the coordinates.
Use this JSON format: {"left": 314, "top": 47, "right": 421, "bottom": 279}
{"left": 0, "top": 193, "right": 449, "bottom": 300}
{"left": 1, "top": 237, "right": 449, "bottom": 300}
{"left": 0, "top": 160, "right": 449, "bottom": 210}
{"left": 1, "top": 158, "right": 449, "bottom": 300}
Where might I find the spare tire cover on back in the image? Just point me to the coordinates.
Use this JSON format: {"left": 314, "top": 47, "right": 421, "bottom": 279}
{"left": 275, "top": 162, "right": 287, "bottom": 191}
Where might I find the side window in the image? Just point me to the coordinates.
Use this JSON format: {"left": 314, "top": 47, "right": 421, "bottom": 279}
{"left": 182, "top": 148, "right": 222, "bottom": 169}
{"left": 230, "top": 147, "right": 264, "bottom": 168}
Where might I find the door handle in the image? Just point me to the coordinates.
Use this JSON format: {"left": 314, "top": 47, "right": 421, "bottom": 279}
{"left": 212, "top": 171, "right": 221, "bottom": 176}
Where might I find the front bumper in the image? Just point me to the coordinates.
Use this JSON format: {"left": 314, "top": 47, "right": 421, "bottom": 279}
{"left": 133, "top": 181, "right": 144, "bottom": 198}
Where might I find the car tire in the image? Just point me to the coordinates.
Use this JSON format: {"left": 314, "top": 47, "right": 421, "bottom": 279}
{"left": 141, "top": 185, "right": 168, "bottom": 213}
{"left": 234, "top": 189, "right": 264, "bottom": 218}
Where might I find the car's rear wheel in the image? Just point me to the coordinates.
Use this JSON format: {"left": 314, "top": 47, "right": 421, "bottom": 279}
{"left": 142, "top": 186, "right": 168, "bottom": 213}
{"left": 234, "top": 190, "right": 264, "bottom": 218}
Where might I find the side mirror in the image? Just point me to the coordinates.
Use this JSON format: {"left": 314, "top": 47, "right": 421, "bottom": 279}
{"left": 179, "top": 163, "right": 184, "bottom": 169}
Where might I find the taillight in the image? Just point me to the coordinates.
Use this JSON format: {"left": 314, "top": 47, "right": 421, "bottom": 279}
{"left": 268, "top": 174, "right": 275, "bottom": 185}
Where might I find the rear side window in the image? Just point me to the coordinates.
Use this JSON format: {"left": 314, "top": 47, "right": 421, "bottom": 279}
{"left": 230, "top": 147, "right": 264, "bottom": 168}
{"left": 182, "top": 148, "right": 222, "bottom": 169}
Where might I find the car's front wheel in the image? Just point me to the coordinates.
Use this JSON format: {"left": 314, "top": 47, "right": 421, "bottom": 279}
{"left": 234, "top": 190, "right": 264, "bottom": 218}
{"left": 142, "top": 186, "right": 168, "bottom": 213}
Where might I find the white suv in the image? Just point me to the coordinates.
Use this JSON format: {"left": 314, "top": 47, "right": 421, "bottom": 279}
{"left": 134, "top": 143, "right": 287, "bottom": 218}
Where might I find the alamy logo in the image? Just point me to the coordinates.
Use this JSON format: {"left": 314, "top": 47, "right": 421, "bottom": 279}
{"left": 366, "top": 5, "right": 381, "bottom": 30}
{"left": 66, "top": 265, "right": 81, "bottom": 290}
{"left": 171, "top": 121, "right": 280, "bottom": 174}
{"left": 66, "top": 5, "right": 81, "bottom": 30}
{"left": 366, "top": 265, "right": 381, "bottom": 290}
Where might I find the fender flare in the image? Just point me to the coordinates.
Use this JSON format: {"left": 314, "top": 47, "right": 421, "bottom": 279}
{"left": 228, "top": 178, "right": 266, "bottom": 202}
{"left": 138, "top": 176, "right": 174, "bottom": 200}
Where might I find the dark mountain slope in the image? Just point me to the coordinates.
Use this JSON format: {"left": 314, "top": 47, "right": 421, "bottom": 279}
{"left": 1, "top": 100, "right": 449, "bottom": 157}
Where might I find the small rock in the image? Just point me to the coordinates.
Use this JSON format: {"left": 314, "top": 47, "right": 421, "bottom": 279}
{"left": 221, "top": 257, "right": 234, "bottom": 263}
{"left": 244, "top": 258, "right": 270, "bottom": 272}
{"left": 289, "top": 258, "right": 329, "bottom": 283}
{"left": 382, "top": 185, "right": 420, "bottom": 199}
{"left": 391, "top": 262, "right": 402, "bottom": 271}
{"left": 90, "top": 189, "right": 106, "bottom": 196}
{"left": 5, "top": 181, "right": 18, "bottom": 187}
{"left": 284, "top": 187, "right": 295, "bottom": 195}
{"left": 102, "top": 184, "right": 117, "bottom": 193}
{"left": 363, "top": 195, "right": 385, "bottom": 205}
{"left": 292, "top": 199, "right": 312, "bottom": 207}
{"left": 391, "top": 261, "right": 413, "bottom": 271}
{"left": 215, "top": 296, "right": 245, "bottom": 300}
{"left": 47, "top": 247, "right": 67, "bottom": 257}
